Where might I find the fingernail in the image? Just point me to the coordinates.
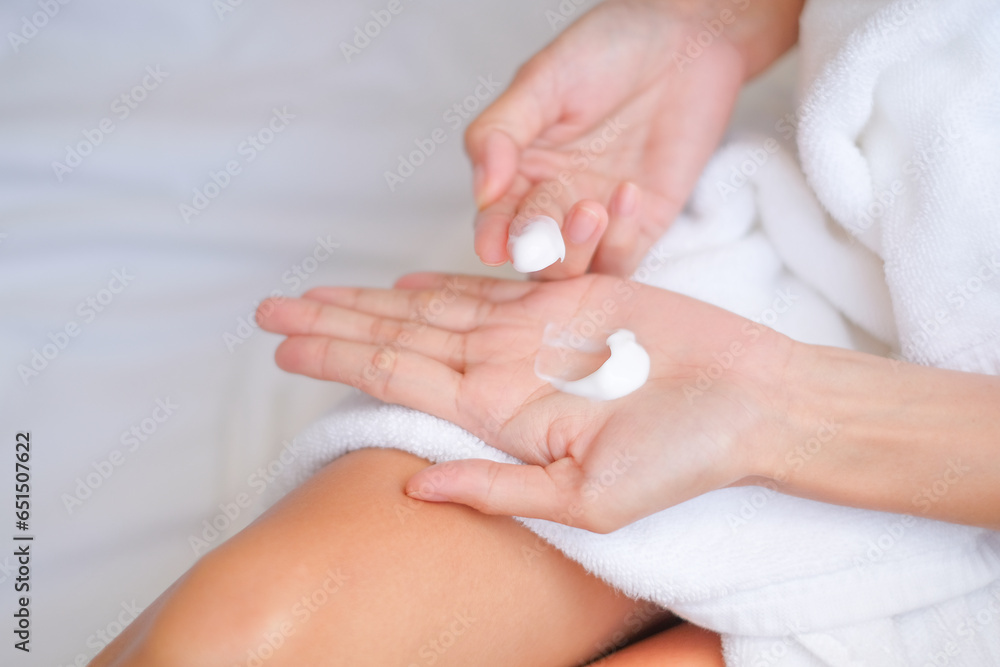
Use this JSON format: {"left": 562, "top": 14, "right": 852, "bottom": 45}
{"left": 474, "top": 211, "right": 509, "bottom": 266}
{"left": 567, "top": 206, "right": 600, "bottom": 244}
{"left": 614, "top": 182, "right": 639, "bottom": 218}
{"left": 479, "top": 255, "right": 506, "bottom": 267}
{"left": 473, "top": 164, "right": 487, "bottom": 209}
{"left": 406, "top": 489, "right": 448, "bottom": 502}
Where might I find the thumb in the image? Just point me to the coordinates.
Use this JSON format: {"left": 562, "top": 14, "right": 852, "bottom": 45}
{"left": 405, "top": 458, "right": 578, "bottom": 523}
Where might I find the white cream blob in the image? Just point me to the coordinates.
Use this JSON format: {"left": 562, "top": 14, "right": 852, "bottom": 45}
{"left": 539, "top": 329, "right": 651, "bottom": 401}
{"left": 507, "top": 215, "right": 566, "bottom": 273}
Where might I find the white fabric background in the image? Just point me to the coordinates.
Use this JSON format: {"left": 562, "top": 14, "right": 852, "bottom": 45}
{"left": 0, "top": 1, "right": 553, "bottom": 664}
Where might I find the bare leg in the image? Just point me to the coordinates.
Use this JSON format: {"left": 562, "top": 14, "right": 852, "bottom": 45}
{"left": 596, "top": 623, "right": 725, "bottom": 666}
{"left": 93, "top": 448, "right": 687, "bottom": 666}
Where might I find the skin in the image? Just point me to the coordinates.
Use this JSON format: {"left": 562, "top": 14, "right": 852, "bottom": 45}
{"left": 90, "top": 448, "right": 722, "bottom": 666}
{"left": 262, "top": 273, "right": 1000, "bottom": 531}
{"left": 261, "top": 273, "right": 787, "bottom": 533}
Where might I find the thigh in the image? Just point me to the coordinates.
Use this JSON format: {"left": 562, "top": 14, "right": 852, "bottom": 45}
{"left": 94, "top": 448, "right": 672, "bottom": 667}
{"left": 595, "top": 623, "right": 725, "bottom": 666}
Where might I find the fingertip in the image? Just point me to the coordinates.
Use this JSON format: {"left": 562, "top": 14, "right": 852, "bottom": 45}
{"left": 405, "top": 465, "right": 455, "bottom": 503}
{"left": 255, "top": 297, "right": 282, "bottom": 327}
{"left": 592, "top": 184, "right": 643, "bottom": 276}
{"left": 565, "top": 200, "right": 608, "bottom": 246}
{"left": 474, "top": 210, "right": 512, "bottom": 266}
{"left": 300, "top": 287, "right": 332, "bottom": 302}
{"left": 610, "top": 181, "right": 640, "bottom": 219}
{"left": 405, "top": 488, "right": 449, "bottom": 502}
{"left": 472, "top": 164, "right": 487, "bottom": 207}
{"left": 527, "top": 200, "right": 606, "bottom": 280}
{"left": 393, "top": 272, "right": 438, "bottom": 289}
{"left": 273, "top": 337, "right": 298, "bottom": 372}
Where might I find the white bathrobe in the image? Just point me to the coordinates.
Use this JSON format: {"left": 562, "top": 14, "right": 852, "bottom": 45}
{"left": 276, "top": 1, "right": 1000, "bottom": 664}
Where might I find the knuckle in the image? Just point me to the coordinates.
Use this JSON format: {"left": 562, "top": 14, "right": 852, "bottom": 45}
{"left": 361, "top": 344, "right": 397, "bottom": 393}
{"left": 464, "top": 122, "right": 488, "bottom": 152}
{"left": 579, "top": 512, "right": 614, "bottom": 534}
{"left": 367, "top": 316, "right": 399, "bottom": 344}
{"left": 410, "top": 290, "right": 433, "bottom": 321}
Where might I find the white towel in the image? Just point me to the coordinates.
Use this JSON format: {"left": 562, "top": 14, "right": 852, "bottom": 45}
{"left": 274, "top": 0, "right": 1000, "bottom": 663}
{"left": 796, "top": 0, "right": 1000, "bottom": 374}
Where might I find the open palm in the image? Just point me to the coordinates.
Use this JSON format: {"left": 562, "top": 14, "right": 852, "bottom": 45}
{"left": 259, "top": 272, "right": 790, "bottom": 532}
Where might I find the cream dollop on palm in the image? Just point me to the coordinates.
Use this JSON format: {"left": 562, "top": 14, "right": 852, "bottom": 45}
{"left": 259, "top": 273, "right": 789, "bottom": 533}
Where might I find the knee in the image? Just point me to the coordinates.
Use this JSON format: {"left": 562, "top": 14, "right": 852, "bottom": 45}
{"left": 120, "top": 544, "right": 285, "bottom": 666}
{"left": 114, "top": 450, "right": 427, "bottom": 666}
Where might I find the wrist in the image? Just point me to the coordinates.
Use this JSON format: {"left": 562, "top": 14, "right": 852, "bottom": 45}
{"left": 751, "top": 340, "right": 1000, "bottom": 528}
{"left": 670, "top": 0, "right": 805, "bottom": 80}
{"left": 750, "top": 341, "right": 860, "bottom": 485}
{"left": 728, "top": 0, "right": 805, "bottom": 79}
{"left": 723, "top": 324, "right": 803, "bottom": 486}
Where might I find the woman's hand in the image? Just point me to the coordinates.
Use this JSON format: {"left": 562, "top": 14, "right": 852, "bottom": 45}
{"left": 258, "top": 272, "right": 792, "bottom": 532}
{"left": 467, "top": 0, "right": 803, "bottom": 279}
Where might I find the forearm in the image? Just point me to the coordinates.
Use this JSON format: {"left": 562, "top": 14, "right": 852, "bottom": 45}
{"left": 762, "top": 343, "right": 1000, "bottom": 529}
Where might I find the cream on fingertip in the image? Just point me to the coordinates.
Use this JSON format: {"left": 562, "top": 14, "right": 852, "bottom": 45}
{"left": 507, "top": 215, "right": 566, "bottom": 273}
